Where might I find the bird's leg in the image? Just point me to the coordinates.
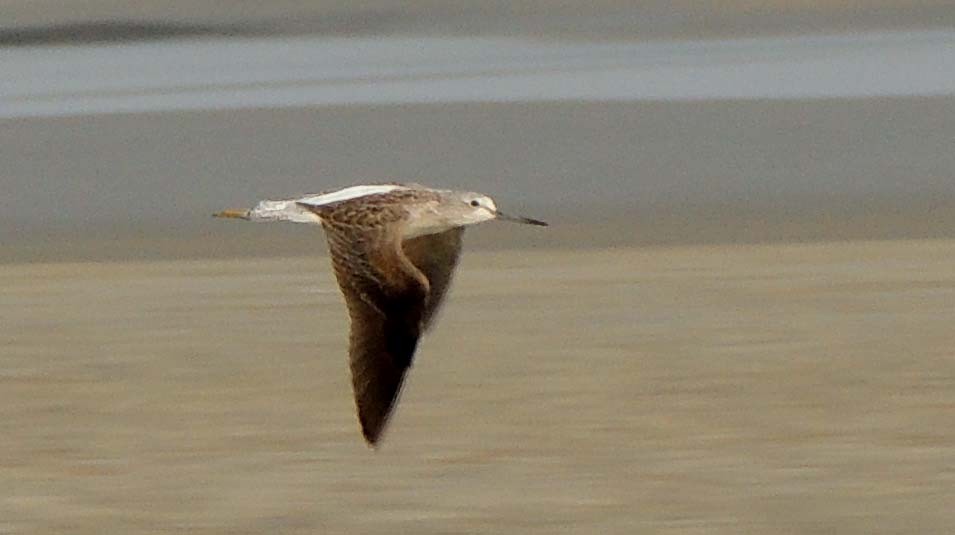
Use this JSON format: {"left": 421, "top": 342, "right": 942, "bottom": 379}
{"left": 212, "top": 209, "right": 250, "bottom": 220}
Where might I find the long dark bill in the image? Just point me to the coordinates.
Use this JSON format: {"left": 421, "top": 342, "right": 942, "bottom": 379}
{"left": 495, "top": 211, "right": 548, "bottom": 226}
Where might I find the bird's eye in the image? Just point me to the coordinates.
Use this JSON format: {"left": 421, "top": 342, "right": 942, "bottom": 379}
{"left": 470, "top": 200, "right": 480, "bottom": 207}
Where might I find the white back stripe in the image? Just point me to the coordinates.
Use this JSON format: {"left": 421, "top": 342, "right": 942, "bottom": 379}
{"left": 247, "top": 199, "right": 322, "bottom": 224}
{"left": 298, "top": 185, "right": 405, "bottom": 207}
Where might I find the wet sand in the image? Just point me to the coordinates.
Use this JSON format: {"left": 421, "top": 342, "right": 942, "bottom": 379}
{"left": 2, "top": 240, "right": 953, "bottom": 533}
{"left": 5, "top": 97, "right": 955, "bottom": 264}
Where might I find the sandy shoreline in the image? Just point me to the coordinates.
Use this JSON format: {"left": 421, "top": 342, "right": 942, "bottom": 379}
{"left": 3, "top": 240, "right": 953, "bottom": 533}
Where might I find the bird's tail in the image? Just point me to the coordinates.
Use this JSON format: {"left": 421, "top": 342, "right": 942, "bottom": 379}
{"left": 212, "top": 199, "right": 322, "bottom": 224}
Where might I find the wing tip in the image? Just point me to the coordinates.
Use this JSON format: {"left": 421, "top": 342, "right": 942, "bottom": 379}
{"left": 360, "top": 416, "right": 387, "bottom": 448}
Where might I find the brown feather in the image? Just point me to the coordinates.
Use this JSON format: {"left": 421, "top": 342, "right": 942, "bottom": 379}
{"left": 306, "top": 196, "right": 435, "bottom": 445}
{"left": 401, "top": 227, "right": 465, "bottom": 330}
{"left": 219, "top": 184, "right": 545, "bottom": 446}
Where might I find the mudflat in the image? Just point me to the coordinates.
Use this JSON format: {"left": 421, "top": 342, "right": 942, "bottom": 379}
{"left": 2, "top": 240, "right": 953, "bottom": 533}
{"left": 6, "top": 97, "right": 955, "bottom": 263}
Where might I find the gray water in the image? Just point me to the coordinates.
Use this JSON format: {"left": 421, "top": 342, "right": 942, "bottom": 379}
{"left": 4, "top": 30, "right": 955, "bottom": 259}
{"left": 3, "top": 30, "right": 955, "bottom": 119}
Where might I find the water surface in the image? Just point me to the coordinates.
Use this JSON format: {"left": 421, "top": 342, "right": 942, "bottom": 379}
{"left": 4, "top": 30, "right": 955, "bottom": 118}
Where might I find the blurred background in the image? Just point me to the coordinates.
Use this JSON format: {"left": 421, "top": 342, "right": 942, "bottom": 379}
{"left": 2, "top": 2, "right": 955, "bottom": 534}
{"left": 4, "top": 0, "right": 955, "bottom": 259}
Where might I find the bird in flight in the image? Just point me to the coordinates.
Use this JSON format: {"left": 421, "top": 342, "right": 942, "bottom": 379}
{"left": 214, "top": 183, "right": 547, "bottom": 445}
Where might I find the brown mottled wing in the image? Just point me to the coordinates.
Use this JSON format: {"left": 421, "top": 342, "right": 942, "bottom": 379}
{"left": 401, "top": 227, "right": 465, "bottom": 331}
{"left": 319, "top": 218, "right": 430, "bottom": 446}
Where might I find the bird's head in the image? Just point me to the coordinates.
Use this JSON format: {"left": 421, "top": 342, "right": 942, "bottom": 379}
{"left": 454, "top": 191, "right": 548, "bottom": 227}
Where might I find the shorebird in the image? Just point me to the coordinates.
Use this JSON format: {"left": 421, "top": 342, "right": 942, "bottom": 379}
{"left": 214, "top": 183, "right": 546, "bottom": 445}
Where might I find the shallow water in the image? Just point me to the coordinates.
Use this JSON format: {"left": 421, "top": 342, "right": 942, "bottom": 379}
{"left": 4, "top": 30, "right": 955, "bottom": 118}
{"left": 2, "top": 241, "right": 954, "bottom": 533}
